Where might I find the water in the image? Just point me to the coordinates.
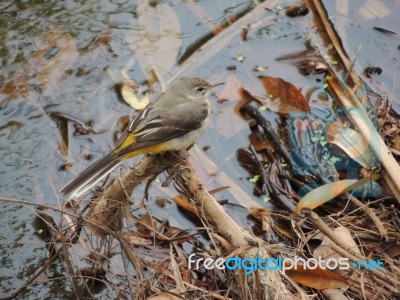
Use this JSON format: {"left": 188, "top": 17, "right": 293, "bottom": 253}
{"left": 1, "top": 0, "right": 398, "bottom": 298}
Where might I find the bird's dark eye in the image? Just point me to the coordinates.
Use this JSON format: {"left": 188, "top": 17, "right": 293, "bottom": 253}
{"left": 197, "top": 86, "right": 205, "bottom": 92}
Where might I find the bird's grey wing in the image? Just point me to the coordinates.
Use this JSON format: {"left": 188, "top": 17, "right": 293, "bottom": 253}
{"left": 119, "top": 100, "right": 209, "bottom": 154}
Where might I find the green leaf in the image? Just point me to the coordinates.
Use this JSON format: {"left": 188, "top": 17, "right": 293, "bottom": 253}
{"left": 311, "top": 136, "right": 320, "bottom": 143}
{"left": 236, "top": 54, "right": 246, "bottom": 62}
{"left": 329, "top": 156, "right": 341, "bottom": 163}
{"left": 255, "top": 66, "right": 268, "bottom": 72}
{"left": 249, "top": 175, "right": 260, "bottom": 183}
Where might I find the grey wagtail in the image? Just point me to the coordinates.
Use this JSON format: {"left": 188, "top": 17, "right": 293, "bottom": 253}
{"left": 61, "top": 77, "right": 223, "bottom": 199}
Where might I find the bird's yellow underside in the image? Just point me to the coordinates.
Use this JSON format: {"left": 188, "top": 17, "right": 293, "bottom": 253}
{"left": 116, "top": 133, "right": 169, "bottom": 159}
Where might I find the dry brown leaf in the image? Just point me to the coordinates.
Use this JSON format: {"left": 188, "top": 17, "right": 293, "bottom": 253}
{"left": 170, "top": 248, "right": 185, "bottom": 292}
{"left": 136, "top": 215, "right": 161, "bottom": 233}
{"left": 259, "top": 76, "right": 310, "bottom": 114}
{"left": 274, "top": 224, "right": 294, "bottom": 239}
{"left": 210, "top": 233, "right": 233, "bottom": 253}
{"left": 331, "top": 227, "right": 360, "bottom": 254}
{"left": 173, "top": 195, "right": 202, "bottom": 218}
{"left": 124, "top": 231, "right": 153, "bottom": 246}
{"left": 163, "top": 227, "right": 187, "bottom": 239}
{"left": 235, "top": 87, "right": 265, "bottom": 114}
{"left": 387, "top": 245, "right": 400, "bottom": 258}
{"left": 392, "top": 136, "right": 400, "bottom": 152}
{"left": 286, "top": 262, "right": 349, "bottom": 290}
{"left": 262, "top": 78, "right": 308, "bottom": 111}
{"left": 313, "top": 227, "right": 360, "bottom": 272}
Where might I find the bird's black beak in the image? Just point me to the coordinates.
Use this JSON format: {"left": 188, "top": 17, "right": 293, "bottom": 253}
{"left": 210, "top": 82, "right": 224, "bottom": 90}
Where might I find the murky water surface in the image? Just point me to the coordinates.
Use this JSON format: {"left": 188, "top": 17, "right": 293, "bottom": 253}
{"left": 0, "top": 0, "right": 398, "bottom": 298}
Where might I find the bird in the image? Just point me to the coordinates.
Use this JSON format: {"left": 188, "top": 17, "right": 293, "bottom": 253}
{"left": 61, "top": 77, "right": 223, "bottom": 199}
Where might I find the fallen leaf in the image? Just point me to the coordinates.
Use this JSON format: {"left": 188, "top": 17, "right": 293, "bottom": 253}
{"left": 286, "top": 262, "right": 349, "bottom": 290}
{"left": 294, "top": 174, "right": 380, "bottom": 214}
{"left": 124, "top": 231, "right": 153, "bottom": 246}
{"left": 174, "top": 195, "right": 202, "bottom": 218}
{"left": 163, "top": 227, "right": 186, "bottom": 239}
{"left": 313, "top": 227, "right": 360, "bottom": 273}
{"left": 392, "top": 136, "right": 400, "bottom": 152}
{"left": 326, "top": 121, "right": 375, "bottom": 167}
{"left": 210, "top": 233, "right": 233, "bottom": 253}
{"left": 235, "top": 87, "right": 265, "bottom": 114}
{"left": 274, "top": 224, "right": 294, "bottom": 239}
{"left": 259, "top": 76, "right": 310, "bottom": 114}
{"left": 387, "top": 245, "right": 400, "bottom": 258}
{"left": 136, "top": 215, "right": 161, "bottom": 233}
{"left": 115, "top": 80, "right": 150, "bottom": 110}
{"left": 170, "top": 248, "right": 185, "bottom": 292}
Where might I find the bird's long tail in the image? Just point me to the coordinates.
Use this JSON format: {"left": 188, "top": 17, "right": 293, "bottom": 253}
{"left": 61, "top": 150, "right": 123, "bottom": 199}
